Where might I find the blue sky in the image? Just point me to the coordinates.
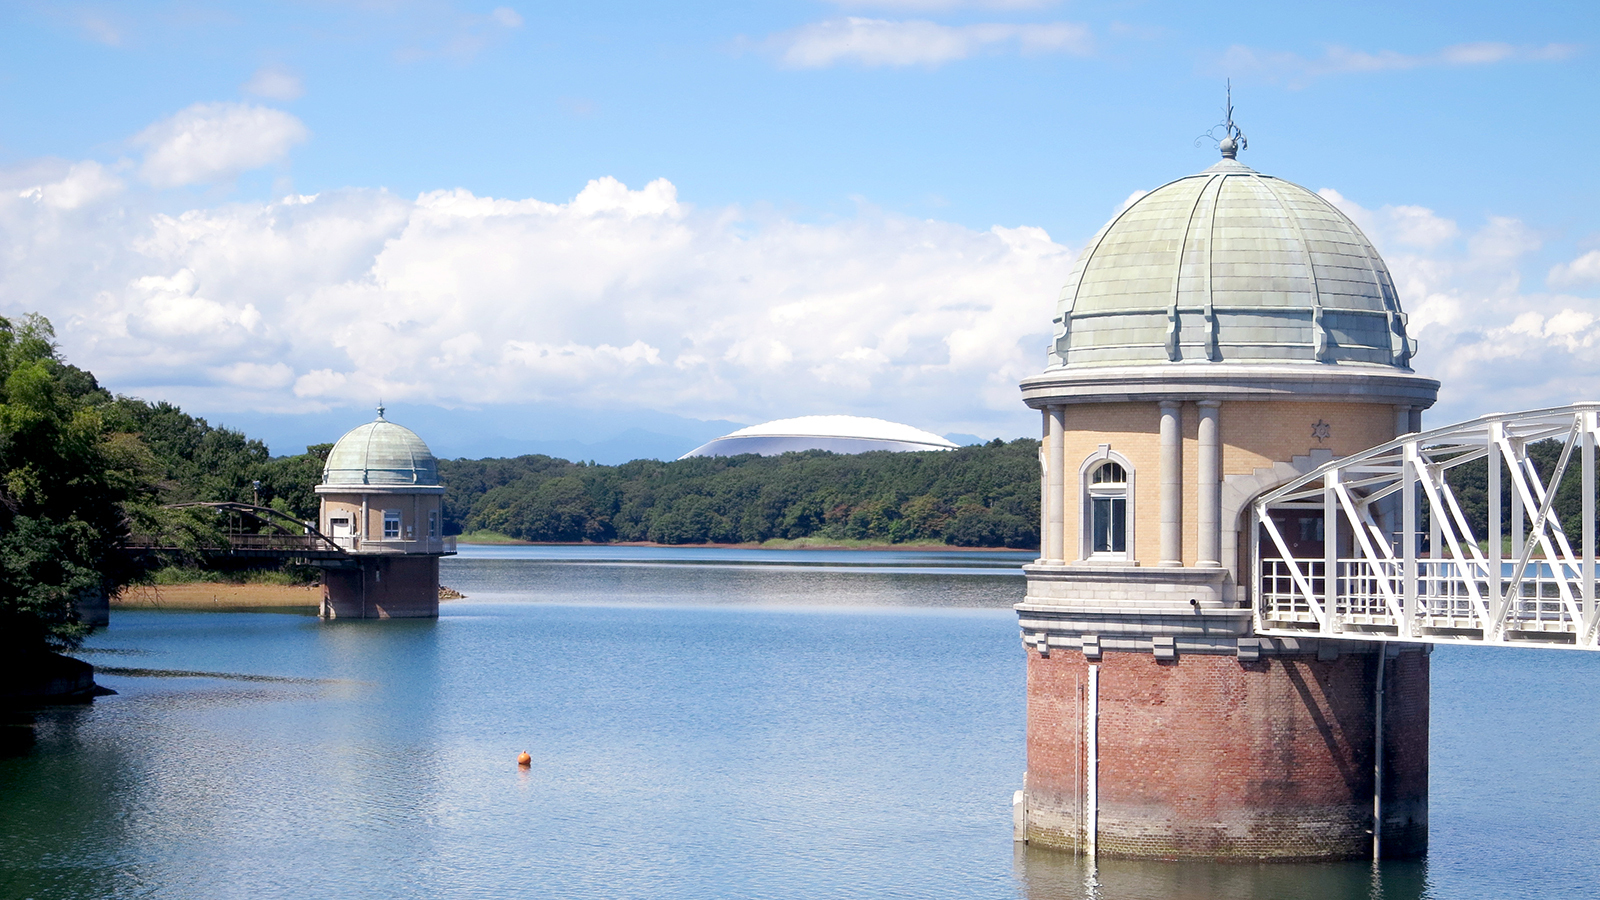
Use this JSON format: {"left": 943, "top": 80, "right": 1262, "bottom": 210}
{"left": 2, "top": 1, "right": 1598, "bottom": 460}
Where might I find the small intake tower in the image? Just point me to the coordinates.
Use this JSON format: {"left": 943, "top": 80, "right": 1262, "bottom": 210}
{"left": 314, "top": 407, "right": 455, "bottom": 618}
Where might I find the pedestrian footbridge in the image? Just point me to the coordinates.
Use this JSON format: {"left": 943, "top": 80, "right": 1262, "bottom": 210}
{"left": 1254, "top": 403, "right": 1600, "bottom": 650}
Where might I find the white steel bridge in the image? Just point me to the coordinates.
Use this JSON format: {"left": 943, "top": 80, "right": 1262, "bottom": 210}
{"left": 1253, "top": 403, "right": 1600, "bottom": 651}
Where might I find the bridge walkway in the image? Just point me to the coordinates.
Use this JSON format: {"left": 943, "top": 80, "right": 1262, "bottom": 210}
{"left": 1253, "top": 403, "right": 1600, "bottom": 651}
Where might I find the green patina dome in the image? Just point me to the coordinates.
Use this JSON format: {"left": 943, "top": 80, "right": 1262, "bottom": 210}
{"left": 322, "top": 407, "right": 439, "bottom": 487}
{"left": 1051, "top": 156, "right": 1417, "bottom": 370}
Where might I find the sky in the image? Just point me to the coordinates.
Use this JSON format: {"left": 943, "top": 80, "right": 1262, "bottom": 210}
{"left": 2, "top": 1, "right": 1599, "bottom": 461}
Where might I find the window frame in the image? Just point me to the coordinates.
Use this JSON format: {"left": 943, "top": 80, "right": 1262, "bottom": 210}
{"left": 382, "top": 509, "right": 401, "bottom": 540}
{"left": 1078, "top": 448, "right": 1136, "bottom": 563}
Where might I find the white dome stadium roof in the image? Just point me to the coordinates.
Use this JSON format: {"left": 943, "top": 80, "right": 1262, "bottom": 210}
{"left": 680, "top": 415, "right": 959, "bottom": 459}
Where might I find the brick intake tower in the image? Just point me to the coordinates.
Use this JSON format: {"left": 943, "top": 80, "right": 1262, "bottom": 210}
{"left": 1013, "top": 137, "right": 1438, "bottom": 860}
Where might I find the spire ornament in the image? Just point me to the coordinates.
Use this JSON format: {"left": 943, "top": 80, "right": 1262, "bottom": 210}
{"left": 1196, "top": 80, "right": 1248, "bottom": 159}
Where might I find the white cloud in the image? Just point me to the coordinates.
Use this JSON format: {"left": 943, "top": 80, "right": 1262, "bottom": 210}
{"left": 1549, "top": 250, "right": 1600, "bottom": 288}
{"left": 17, "top": 161, "right": 124, "bottom": 211}
{"left": 1319, "top": 189, "right": 1459, "bottom": 249}
{"left": 133, "top": 102, "right": 309, "bottom": 188}
{"left": 1219, "top": 41, "right": 1578, "bottom": 86}
{"left": 77, "top": 13, "right": 121, "bottom": 46}
{"left": 1318, "top": 187, "right": 1600, "bottom": 422}
{"left": 489, "top": 7, "right": 524, "bottom": 28}
{"left": 399, "top": 5, "right": 525, "bottom": 62}
{"left": 211, "top": 361, "right": 296, "bottom": 389}
{"left": 769, "top": 17, "right": 1091, "bottom": 68}
{"left": 825, "top": 1, "right": 1057, "bottom": 8}
{"left": 242, "top": 65, "right": 305, "bottom": 101}
{"left": 9, "top": 146, "right": 1600, "bottom": 442}
{"left": 0, "top": 169, "right": 1073, "bottom": 436}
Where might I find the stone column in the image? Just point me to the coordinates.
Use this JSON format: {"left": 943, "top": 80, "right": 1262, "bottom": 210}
{"left": 1046, "top": 406, "right": 1066, "bottom": 563}
{"left": 1159, "top": 401, "right": 1182, "bottom": 567}
{"left": 1394, "top": 405, "right": 1413, "bottom": 438}
{"left": 1197, "top": 401, "right": 1221, "bottom": 567}
{"left": 1038, "top": 410, "right": 1049, "bottom": 560}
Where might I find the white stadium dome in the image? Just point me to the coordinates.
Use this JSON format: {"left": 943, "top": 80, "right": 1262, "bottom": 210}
{"left": 679, "top": 415, "right": 961, "bottom": 459}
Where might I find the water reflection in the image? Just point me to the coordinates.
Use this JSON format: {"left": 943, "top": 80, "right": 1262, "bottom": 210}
{"left": 443, "top": 555, "right": 1026, "bottom": 609}
{"left": 2, "top": 551, "right": 1598, "bottom": 899}
{"left": 1014, "top": 845, "right": 1430, "bottom": 900}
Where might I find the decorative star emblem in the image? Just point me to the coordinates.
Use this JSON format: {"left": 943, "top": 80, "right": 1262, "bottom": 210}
{"left": 1311, "top": 420, "right": 1331, "bottom": 443}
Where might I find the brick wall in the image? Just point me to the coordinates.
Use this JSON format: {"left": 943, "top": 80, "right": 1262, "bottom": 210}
{"left": 1024, "top": 645, "right": 1428, "bottom": 860}
{"left": 322, "top": 555, "right": 440, "bottom": 619}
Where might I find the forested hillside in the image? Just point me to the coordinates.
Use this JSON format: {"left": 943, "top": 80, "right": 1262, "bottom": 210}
{"left": 0, "top": 314, "right": 327, "bottom": 654}
{"left": 108, "top": 397, "right": 329, "bottom": 522}
{"left": 438, "top": 439, "right": 1042, "bottom": 548}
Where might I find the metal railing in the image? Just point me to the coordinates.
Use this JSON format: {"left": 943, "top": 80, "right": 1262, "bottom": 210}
{"left": 1260, "top": 556, "right": 1587, "bottom": 638}
{"left": 1254, "top": 404, "right": 1600, "bottom": 650}
{"left": 329, "top": 535, "right": 457, "bottom": 555}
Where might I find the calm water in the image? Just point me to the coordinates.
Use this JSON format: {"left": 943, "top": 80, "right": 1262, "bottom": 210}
{"left": 2, "top": 546, "right": 1597, "bottom": 899}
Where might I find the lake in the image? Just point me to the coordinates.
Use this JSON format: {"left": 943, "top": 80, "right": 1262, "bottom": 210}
{"left": 2, "top": 545, "right": 1597, "bottom": 899}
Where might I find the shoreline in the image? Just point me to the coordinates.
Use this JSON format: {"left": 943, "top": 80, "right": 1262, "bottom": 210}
{"left": 114, "top": 583, "right": 322, "bottom": 610}
{"left": 455, "top": 538, "right": 1029, "bottom": 553}
{"left": 113, "top": 583, "right": 468, "bottom": 611}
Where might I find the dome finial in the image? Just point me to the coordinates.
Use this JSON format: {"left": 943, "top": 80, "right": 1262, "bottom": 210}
{"left": 376, "top": 401, "right": 386, "bottom": 421}
{"left": 1197, "top": 79, "right": 1248, "bottom": 160}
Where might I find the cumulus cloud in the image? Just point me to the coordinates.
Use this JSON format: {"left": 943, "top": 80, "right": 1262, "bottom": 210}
{"left": 0, "top": 169, "right": 1072, "bottom": 436}
{"left": 242, "top": 65, "right": 305, "bottom": 101}
{"left": 133, "top": 102, "right": 309, "bottom": 188}
{"left": 16, "top": 161, "right": 124, "bottom": 211}
{"left": 1549, "top": 250, "right": 1600, "bottom": 288}
{"left": 769, "top": 17, "right": 1091, "bottom": 68}
{"left": 1319, "top": 189, "right": 1600, "bottom": 422}
{"left": 1219, "top": 41, "right": 1577, "bottom": 87}
{"left": 8, "top": 142, "right": 1600, "bottom": 442}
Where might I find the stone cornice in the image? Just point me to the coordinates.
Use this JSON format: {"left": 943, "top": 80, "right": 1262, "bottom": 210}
{"left": 315, "top": 484, "right": 447, "bottom": 495}
{"left": 1019, "top": 363, "right": 1440, "bottom": 409}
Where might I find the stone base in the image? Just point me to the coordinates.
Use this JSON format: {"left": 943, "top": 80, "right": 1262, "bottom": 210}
{"left": 0, "top": 654, "right": 108, "bottom": 706}
{"left": 320, "top": 556, "right": 440, "bottom": 619}
{"left": 75, "top": 590, "right": 109, "bottom": 628}
{"left": 1021, "top": 645, "right": 1428, "bottom": 861}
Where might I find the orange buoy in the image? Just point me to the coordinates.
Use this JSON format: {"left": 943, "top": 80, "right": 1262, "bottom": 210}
{"left": 517, "top": 751, "right": 532, "bottom": 767}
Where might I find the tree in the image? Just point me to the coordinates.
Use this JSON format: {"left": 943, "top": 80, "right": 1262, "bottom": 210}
{"left": 440, "top": 438, "right": 1042, "bottom": 548}
{"left": 0, "top": 315, "right": 151, "bottom": 655}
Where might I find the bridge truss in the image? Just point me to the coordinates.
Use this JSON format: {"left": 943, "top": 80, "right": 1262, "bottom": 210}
{"left": 1253, "top": 403, "right": 1600, "bottom": 650}
{"left": 130, "top": 501, "right": 347, "bottom": 559}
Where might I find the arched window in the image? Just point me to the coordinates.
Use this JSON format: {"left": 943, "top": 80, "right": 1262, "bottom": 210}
{"left": 1089, "top": 462, "right": 1128, "bottom": 554}
{"left": 1079, "top": 451, "right": 1134, "bottom": 561}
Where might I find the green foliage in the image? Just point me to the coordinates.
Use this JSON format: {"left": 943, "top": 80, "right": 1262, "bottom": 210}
{"left": 1445, "top": 439, "right": 1595, "bottom": 548}
{"left": 149, "top": 565, "right": 318, "bottom": 586}
{"left": 438, "top": 440, "right": 1041, "bottom": 548}
{"left": 454, "top": 530, "right": 525, "bottom": 544}
{"left": 150, "top": 566, "right": 231, "bottom": 585}
{"left": 0, "top": 315, "right": 148, "bottom": 654}
{"left": 104, "top": 401, "right": 328, "bottom": 521}
{"left": 0, "top": 314, "right": 336, "bottom": 655}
